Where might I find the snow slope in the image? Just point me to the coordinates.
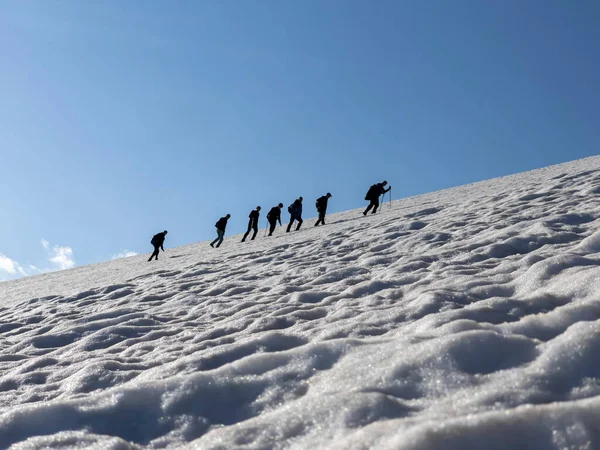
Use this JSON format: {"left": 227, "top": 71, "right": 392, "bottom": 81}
{"left": 2, "top": 156, "right": 600, "bottom": 449}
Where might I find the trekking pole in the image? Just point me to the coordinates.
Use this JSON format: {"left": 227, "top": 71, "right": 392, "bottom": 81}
{"left": 389, "top": 187, "right": 392, "bottom": 210}
{"left": 264, "top": 221, "right": 268, "bottom": 237}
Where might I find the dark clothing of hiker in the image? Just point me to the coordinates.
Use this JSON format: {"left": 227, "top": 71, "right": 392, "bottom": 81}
{"left": 211, "top": 229, "right": 225, "bottom": 248}
{"left": 267, "top": 205, "right": 282, "bottom": 236}
{"left": 242, "top": 208, "right": 260, "bottom": 242}
{"left": 315, "top": 193, "right": 331, "bottom": 227}
{"left": 287, "top": 198, "right": 303, "bottom": 232}
{"left": 364, "top": 198, "right": 381, "bottom": 215}
{"left": 364, "top": 182, "right": 391, "bottom": 215}
{"left": 211, "top": 215, "right": 230, "bottom": 248}
{"left": 215, "top": 216, "right": 229, "bottom": 232}
{"left": 315, "top": 210, "right": 326, "bottom": 227}
{"left": 148, "top": 231, "right": 168, "bottom": 261}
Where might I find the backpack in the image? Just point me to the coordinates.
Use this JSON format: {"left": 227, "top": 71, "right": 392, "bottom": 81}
{"left": 365, "top": 184, "right": 378, "bottom": 200}
{"left": 288, "top": 205, "right": 293, "bottom": 214}
{"left": 316, "top": 197, "right": 325, "bottom": 210}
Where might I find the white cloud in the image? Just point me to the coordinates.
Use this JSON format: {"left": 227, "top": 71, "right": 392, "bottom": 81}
{"left": 0, "top": 239, "right": 76, "bottom": 282}
{"left": 0, "top": 254, "right": 27, "bottom": 279}
{"left": 47, "top": 245, "right": 75, "bottom": 270}
{"left": 0, "top": 254, "right": 18, "bottom": 274}
{"left": 28, "top": 265, "right": 51, "bottom": 275}
{"left": 40, "top": 239, "right": 76, "bottom": 271}
{"left": 111, "top": 250, "right": 138, "bottom": 260}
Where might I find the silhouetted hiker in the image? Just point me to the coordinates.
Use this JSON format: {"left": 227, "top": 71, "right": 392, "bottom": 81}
{"left": 267, "top": 203, "right": 283, "bottom": 236}
{"left": 314, "top": 193, "right": 332, "bottom": 226}
{"left": 148, "top": 230, "right": 168, "bottom": 261}
{"left": 210, "top": 214, "right": 230, "bottom": 248}
{"left": 364, "top": 181, "right": 391, "bottom": 215}
{"left": 242, "top": 206, "right": 261, "bottom": 242}
{"left": 287, "top": 197, "right": 303, "bottom": 232}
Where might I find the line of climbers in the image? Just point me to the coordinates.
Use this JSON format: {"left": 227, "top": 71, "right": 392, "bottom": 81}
{"left": 148, "top": 181, "right": 391, "bottom": 261}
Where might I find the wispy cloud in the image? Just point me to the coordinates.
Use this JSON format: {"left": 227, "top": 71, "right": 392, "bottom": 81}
{"left": 111, "top": 250, "right": 137, "bottom": 260}
{"left": 0, "top": 254, "right": 27, "bottom": 277}
{"left": 0, "top": 254, "right": 18, "bottom": 274}
{"left": 0, "top": 240, "right": 77, "bottom": 282}
{"left": 42, "top": 239, "right": 75, "bottom": 270}
{"left": 29, "top": 264, "right": 51, "bottom": 274}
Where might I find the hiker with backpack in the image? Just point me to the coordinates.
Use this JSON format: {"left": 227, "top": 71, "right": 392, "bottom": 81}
{"left": 286, "top": 197, "right": 303, "bottom": 232}
{"left": 314, "top": 193, "right": 332, "bottom": 226}
{"left": 363, "top": 181, "right": 391, "bottom": 215}
{"left": 148, "top": 230, "right": 168, "bottom": 262}
{"left": 242, "top": 206, "right": 261, "bottom": 242}
{"left": 210, "top": 214, "right": 230, "bottom": 248}
{"left": 267, "top": 204, "right": 283, "bottom": 236}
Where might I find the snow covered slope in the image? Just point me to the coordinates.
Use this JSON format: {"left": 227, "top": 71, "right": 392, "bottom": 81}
{"left": 2, "top": 156, "right": 600, "bottom": 449}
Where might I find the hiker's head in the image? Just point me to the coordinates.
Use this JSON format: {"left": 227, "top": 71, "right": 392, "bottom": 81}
{"left": 382, "top": 181, "right": 388, "bottom": 186}
{"left": 256, "top": 206, "right": 261, "bottom": 211}
{"left": 278, "top": 203, "right": 283, "bottom": 208}
{"left": 326, "top": 193, "right": 332, "bottom": 198}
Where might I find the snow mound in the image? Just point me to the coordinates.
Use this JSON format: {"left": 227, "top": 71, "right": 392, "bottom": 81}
{"left": 2, "top": 156, "right": 600, "bottom": 449}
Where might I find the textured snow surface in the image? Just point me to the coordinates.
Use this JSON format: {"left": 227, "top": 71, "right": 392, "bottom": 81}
{"left": 2, "top": 157, "right": 600, "bottom": 449}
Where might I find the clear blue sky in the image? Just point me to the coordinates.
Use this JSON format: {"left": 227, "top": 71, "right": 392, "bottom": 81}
{"left": 1, "top": 0, "right": 599, "bottom": 279}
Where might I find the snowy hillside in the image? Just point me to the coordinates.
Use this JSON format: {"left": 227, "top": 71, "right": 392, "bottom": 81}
{"left": 3, "top": 156, "right": 600, "bottom": 449}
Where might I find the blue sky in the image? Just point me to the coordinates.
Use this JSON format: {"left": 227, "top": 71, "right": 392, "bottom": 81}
{"left": 1, "top": 0, "right": 599, "bottom": 280}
